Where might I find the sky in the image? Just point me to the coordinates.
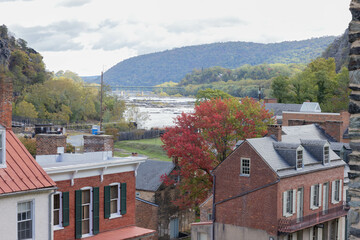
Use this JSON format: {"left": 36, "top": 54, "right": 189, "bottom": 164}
{"left": 0, "top": 0, "right": 352, "bottom": 76}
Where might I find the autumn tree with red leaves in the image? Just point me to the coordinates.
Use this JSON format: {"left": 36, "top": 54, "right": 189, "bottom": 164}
{"left": 161, "top": 97, "right": 274, "bottom": 208}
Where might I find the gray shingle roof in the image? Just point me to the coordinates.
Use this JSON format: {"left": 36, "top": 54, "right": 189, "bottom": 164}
{"left": 246, "top": 137, "right": 345, "bottom": 178}
{"left": 136, "top": 160, "right": 175, "bottom": 191}
{"left": 265, "top": 103, "right": 302, "bottom": 116}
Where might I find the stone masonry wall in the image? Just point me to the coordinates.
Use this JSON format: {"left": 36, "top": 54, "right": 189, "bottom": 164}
{"left": 348, "top": 1, "right": 360, "bottom": 238}
{"left": 83, "top": 135, "right": 114, "bottom": 153}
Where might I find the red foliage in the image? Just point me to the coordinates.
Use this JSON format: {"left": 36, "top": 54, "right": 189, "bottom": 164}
{"left": 161, "top": 97, "right": 274, "bottom": 208}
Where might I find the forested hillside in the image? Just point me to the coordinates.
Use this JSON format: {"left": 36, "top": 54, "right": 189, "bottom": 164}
{"left": 94, "top": 36, "right": 336, "bottom": 86}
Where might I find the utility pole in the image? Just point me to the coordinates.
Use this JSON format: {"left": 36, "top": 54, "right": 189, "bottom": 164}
{"left": 100, "top": 71, "right": 103, "bottom": 132}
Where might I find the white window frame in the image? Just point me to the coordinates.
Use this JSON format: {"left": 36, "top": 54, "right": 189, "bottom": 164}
{"left": 240, "top": 158, "right": 250, "bottom": 176}
{"left": 296, "top": 146, "right": 304, "bottom": 170}
{"left": 310, "top": 184, "right": 322, "bottom": 210}
{"left": 80, "top": 187, "right": 93, "bottom": 238}
{"left": 109, "top": 183, "right": 122, "bottom": 219}
{"left": 17, "top": 200, "right": 34, "bottom": 240}
{"left": 53, "top": 192, "right": 63, "bottom": 230}
{"left": 0, "top": 127, "right": 6, "bottom": 167}
{"left": 282, "top": 189, "right": 296, "bottom": 217}
{"left": 331, "top": 179, "right": 342, "bottom": 204}
{"left": 323, "top": 143, "right": 330, "bottom": 165}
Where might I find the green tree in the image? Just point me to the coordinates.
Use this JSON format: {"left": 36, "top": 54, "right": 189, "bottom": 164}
{"left": 195, "top": 88, "right": 233, "bottom": 104}
{"left": 14, "top": 100, "right": 38, "bottom": 118}
{"left": 270, "top": 76, "right": 291, "bottom": 103}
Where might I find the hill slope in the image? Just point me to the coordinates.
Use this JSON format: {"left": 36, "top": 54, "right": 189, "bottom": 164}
{"left": 93, "top": 36, "right": 337, "bottom": 87}
{"left": 321, "top": 30, "right": 349, "bottom": 72}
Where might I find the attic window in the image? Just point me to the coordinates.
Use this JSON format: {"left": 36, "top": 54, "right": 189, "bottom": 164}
{"left": 0, "top": 129, "right": 5, "bottom": 166}
{"left": 324, "top": 145, "right": 330, "bottom": 164}
{"left": 296, "top": 147, "right": 303, "bottom": 169}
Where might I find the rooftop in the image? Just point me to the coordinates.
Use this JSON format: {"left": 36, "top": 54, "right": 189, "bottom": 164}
{"left": 0, "top": 130, "right": 56, "bottom": 195}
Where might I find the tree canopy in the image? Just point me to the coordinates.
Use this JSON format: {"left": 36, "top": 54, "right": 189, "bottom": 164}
{"left": 161, "top": 97, "right": 274, "bottom": 207}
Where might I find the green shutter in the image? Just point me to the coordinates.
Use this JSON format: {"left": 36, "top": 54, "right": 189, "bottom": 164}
{"left": 93, "top": 187, "right": 99, "bottom": 235}
{"left": 75, "top": 190, "right": 82, "bottom": 239}
{"left": 120, "top": 183, "right": 127, "bottom": 215}
{"left": 104, "top": 186, "right": 110, "bottom": 219}
{"left": 62, "top": 192, "right": 70, "bottom": 227}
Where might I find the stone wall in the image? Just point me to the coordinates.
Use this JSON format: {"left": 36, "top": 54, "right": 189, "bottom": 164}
{"left": 348, "top": 1, "right": 360, "bottom": 238}
{"left": 36, "top": 134, "right": 66, "bottom": 155}
{"left": 83, "top": 135, "right": 114, "bottom": 153}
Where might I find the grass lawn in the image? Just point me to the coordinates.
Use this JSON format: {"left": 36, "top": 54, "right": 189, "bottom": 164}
{"left": 114, "top": 138, "right": 170, "bottom": 161}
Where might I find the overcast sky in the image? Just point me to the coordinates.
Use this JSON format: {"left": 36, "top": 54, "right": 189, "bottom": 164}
{"left": 0, "top": 0, "right": 352, "bottom": 76}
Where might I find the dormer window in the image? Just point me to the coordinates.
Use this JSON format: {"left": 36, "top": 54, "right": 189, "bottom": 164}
{"left": 324, "top": 144, "right": 330, "bottom": 164}
{"left": 296, "top": 146, "right": 303, "bottom": 169}
{"left": 0, "top": 128, "right": 5, "bottom": 166}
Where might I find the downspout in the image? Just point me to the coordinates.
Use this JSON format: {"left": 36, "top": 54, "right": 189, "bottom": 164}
{"left": 212, "top": 174, "right": 216, "bottom": 240}
{"left": 49, "top": 189, "right": 57, "bottom": 240}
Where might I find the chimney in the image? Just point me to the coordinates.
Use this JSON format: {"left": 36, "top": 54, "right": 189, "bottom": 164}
{"left": 36, "top": 134, "right": 67, "bottom": 155}
{"left": 267, "top": 124, "right": 282, "bottom": 142}
{"left": 83, "top": 135, "right": 114, "bottom": 155}
{"left": 0, "top": 76, "right": 12, "bottom": 129}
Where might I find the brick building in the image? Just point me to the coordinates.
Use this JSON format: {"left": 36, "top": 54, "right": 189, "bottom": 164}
{"left": 136, "top": 159, "right": 196, "bottom": 239}
{"left": 193, "top": 125, "right": 348, "bottom": 240}
{"left": 35, "top": 134, "right": 155, "bottom": 240}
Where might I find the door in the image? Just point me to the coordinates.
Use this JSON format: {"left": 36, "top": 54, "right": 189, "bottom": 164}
{"left": 170, "top": 218, "right": 179, "bottom": 239}
{"left": 323, "top": 183, "right": 329, "bottom": 214}
{"left": 297, "top": 188, "right": 303, "bottom": 220}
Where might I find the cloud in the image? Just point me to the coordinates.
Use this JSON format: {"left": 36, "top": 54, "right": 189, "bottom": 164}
{"left": 0, "top": 0, "right": 31, "bottom": 2}
{"left": 11, "top": 20, "right": 91, "bottom": 51}
{"left": 166, "top": 17, "right": 247, "bottom": 33}
{"left": 57, "top": 0, "right": 91, "bottom": 7}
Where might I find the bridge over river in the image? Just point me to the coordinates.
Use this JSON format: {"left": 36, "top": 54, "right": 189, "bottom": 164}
{"left": 109, "top": 85, "right": 186, "bottom": 95}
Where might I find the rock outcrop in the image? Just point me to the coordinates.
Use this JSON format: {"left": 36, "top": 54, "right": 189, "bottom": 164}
{"left": 0, "top": 39, "right": 10, "bottom": 68}
{"left": 348, "top": 1, "right": 360, "bottom": 239}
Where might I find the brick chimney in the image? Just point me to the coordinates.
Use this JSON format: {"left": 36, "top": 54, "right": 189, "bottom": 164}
{"left": 0, "top": 76, "right": 12, "bottom": 129}
{"left": 36, "top": 134, "right": 67, "bottom": 155}
{"left": 267, "top": 124, "right": 282, "bottom": 142}
{"left": 83, "top": 135, "right": 114, "bottom": 154}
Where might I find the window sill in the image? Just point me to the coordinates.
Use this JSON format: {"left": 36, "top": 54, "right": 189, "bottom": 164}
{"left": 284, "top": 213, "right": 293, "bottom": 218}
{"left": 109, "top": 213, "right": 122, "bottom": 219}
{"left": 54, "top": 226, "right": 64, "bottom": 231}
{"left": 81, "top": 233, "right": 94, "bottom": 238}
{"left": 239, "top": 174, "right": 250, "bottom": 177}
{"left": 310, "top": 206, "right": 319, "bottom": 210}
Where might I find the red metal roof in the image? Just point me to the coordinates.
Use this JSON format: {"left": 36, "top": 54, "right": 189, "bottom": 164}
{"left": 0, "top": 130, "right": 56, "bottom": 194}
{"left": 87, "top": 226, "right": 156, "bottom": 240}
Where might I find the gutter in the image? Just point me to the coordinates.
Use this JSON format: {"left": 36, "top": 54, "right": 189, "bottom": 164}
{"left": 0, "top": 186, "right": 57, "bottom": 198}
{"left": 212, "top": 176, "right": 280, "bottom": 240}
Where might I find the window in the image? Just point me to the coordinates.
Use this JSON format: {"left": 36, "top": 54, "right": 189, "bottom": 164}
{"left": 18, "top": 201, "right": 33, "bottom": 240}
{"left": 282, "top": 189, "right": 296, "bottom": 217}
{"left": 75, "top": 187, "right": 99, "bottom": 238}
{"left": 324, "top": 145, "right": 330, "bottom": 164}
{"left": 104, "top": 183, "right": 127, "bottom": 219}
{"left": 287, "top": 234, "right": 293, "bottom": 240}
{"left": 296, "top": 147, "right": 303, "bottom": 169}
{"left": 332, "top": 180, "right": 342, "bottom": 203}
{"left": 310, "top": 184, "right": 322, "bottom": 209}
{"left": 207, "top": 213, "right": 212, "bottom": 221}
{"left": 54, "top": 193, "right": 62, "bottom": 227}
{"left": 240, "top": 158, "right": 250, "bottom": 176}
{"left": 0, "top": 129, "right": 5, "bottom": 166}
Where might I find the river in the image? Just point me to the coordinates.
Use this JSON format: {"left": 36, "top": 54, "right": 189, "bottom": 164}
{"left": 121, "top": 96, "right": 195, "bottom": 129}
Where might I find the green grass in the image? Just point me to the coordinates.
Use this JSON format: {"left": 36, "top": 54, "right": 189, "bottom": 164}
{"left": 114, "top": 138, "right": 171, "bottom": 161}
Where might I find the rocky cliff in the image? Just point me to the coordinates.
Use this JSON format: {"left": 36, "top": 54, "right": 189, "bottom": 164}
{"left": 348, "top": 0, "right": 360, "bottom": 238}
{"left": 0, "top": 39, "right": 10, "bottom": 68}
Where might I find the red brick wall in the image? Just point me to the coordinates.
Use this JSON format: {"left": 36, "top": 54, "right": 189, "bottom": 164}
{"left": 54, "top": 171, "right": 136, "bottom": 240}
{"left": 36, "top": 134, "right": 66, "bottom": 155}
{"left": 0, "top": 76, "right": 12, "bottom": 129}
{"left": 283, "top": 112, "right": 350, "bottom": 142}
{"left": 213, "top": 141, "right": 279, "bottom": 236}
{"left": 277, "top": 166, "right": 345, "bottom": 221}
{"left": 83, "top": 135, "right": 114, "bottom": 154}
{"left": 135, "top": 199, "right": 158, "bottom": 232}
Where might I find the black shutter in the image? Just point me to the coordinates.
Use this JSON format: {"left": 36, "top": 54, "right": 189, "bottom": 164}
{"left": 93, "top": 187, "right": 99, "bottom": 235}
{"left": 75, "top": 190, "right": 82, "bottom": 239}
{"left": 120, "top": 183, "right": 127, "bottom": 215}
{"left": 104, "top": 186, "right": 110, "bottom": 219}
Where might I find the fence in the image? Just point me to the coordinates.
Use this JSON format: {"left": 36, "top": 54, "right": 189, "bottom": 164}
{"left": 117, "top": 129, "right": 166, "bottom": 141}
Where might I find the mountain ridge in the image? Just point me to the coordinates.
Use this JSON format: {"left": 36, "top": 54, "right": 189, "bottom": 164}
{"left": 83, "top": 36, "right": 337, "bottom": 86}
